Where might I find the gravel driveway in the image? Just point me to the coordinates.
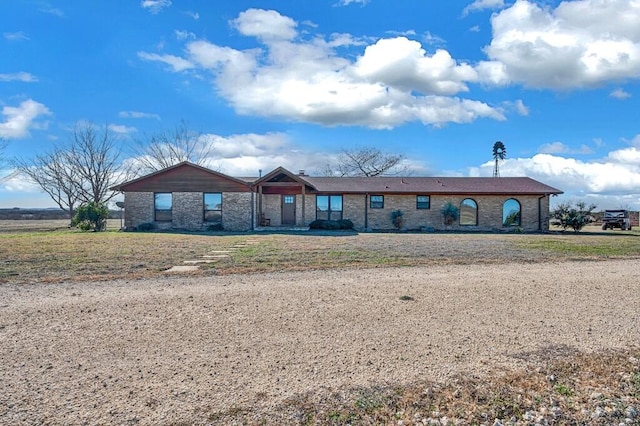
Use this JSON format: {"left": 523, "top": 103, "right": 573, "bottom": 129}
{"left": 1, "top": 259, "right": 638, "bottom": 424}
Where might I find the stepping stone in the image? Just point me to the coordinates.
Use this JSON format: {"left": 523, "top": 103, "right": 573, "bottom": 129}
{"left": 202, "top": 255, "right": 230, "bottom": 259}
{"left": 166, "top": 265, "right": 199, "bottom": 272}
{"left": 210, "top": 250, "right": 232, "bottom": 254}
{"left": 183, "top": 259, "right": 217, "bottom": 264}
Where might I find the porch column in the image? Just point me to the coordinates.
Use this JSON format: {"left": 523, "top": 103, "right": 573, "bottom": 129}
{"left": 301, "top": 184, "right": 306, "bottom": 226}
{"left": 259, "top": 185, "right": 263, "bottom": 226}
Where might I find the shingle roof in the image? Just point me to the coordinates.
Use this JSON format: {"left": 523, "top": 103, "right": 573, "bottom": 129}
{"left": 298, "top": 176, "right": 563, "bottom": 195}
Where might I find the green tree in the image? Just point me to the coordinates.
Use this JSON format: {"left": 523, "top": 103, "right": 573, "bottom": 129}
{"left": 71, "top": 201, "right": 109, "bottom": 232}
{"left": 441, "top": 202, "right": 459, "bottom": 226}
{"left": 551, "top": 201, "right": 597, "bottom": 232}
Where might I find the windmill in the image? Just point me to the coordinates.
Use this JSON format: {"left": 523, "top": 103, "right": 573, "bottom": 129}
{"left": 492, "top": 141, "right": 506, "bottom": 177}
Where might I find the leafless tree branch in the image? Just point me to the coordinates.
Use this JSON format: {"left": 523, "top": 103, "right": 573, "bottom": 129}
{"left": 323, "top": 147, "right": 409, "bottom": 177}
{"left": 132, "top": 120, "right": 215, "bottom": 175}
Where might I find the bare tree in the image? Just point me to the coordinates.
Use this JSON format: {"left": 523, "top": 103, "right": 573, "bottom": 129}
{"left": 0, "top": 137, "right": 7, "bottom": 168}
{"left": 14, "top": 122, "right": 131, "bottom": 217}
{"left": 322, "top": 147, "right": 408, "bottom": 177}
{"left": 0, "top": 138, "right": 18, "bottom": 185}
{"left": 14, "top": 148, "right": 81, "bottom": 219}
{"left": 133, "top": 121, "right": 214, "bottom": 174}
{"left": 63, "top": 123, "right": 129, "bottom": 204}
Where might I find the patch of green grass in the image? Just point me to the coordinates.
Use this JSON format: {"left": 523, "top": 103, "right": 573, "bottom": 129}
{"left": 518, "top": 235, "right": 640, "bottom": 257}
{"left": 554, "top": 382, "right": 574, "bottom": 397}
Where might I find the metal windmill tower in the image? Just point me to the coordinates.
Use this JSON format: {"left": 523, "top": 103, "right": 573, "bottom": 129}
{"left": 492, "top": 141, "right": 506, "bottom": 177}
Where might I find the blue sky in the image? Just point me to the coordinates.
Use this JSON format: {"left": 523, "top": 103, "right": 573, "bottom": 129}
{"left": 1, "top": 0, "right": 640, "bottom": 209}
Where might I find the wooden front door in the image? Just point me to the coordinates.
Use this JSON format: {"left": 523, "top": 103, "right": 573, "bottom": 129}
{"left": 281, "top": 195, "right": 296, "bottom": 225}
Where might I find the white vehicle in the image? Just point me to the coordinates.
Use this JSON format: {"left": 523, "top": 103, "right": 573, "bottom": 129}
{"left": 601, "top": 210, "right": 632, "bottom": 231}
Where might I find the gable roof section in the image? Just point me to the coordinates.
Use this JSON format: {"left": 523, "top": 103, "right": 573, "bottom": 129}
{"left": 299, "top": 176, "right": 562, "bottom": 195}
{"left": 111, "top": 161, "right": 251, "bottom": 192}
{"left": 252, "top": 166, "right": 313, "bottom": 187}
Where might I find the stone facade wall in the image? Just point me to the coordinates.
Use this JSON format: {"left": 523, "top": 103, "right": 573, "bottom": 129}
{"left": 126, "top": 191, "right": 552, "bottom": 232}
{"left": 261, "top": 194, "right": 282, "bottom": 226}
{"left": 172, "top": 192, "right": 204, "bottom": 230}
{"left": 360, "top": 194, "right": 550, "bottom": 232}
{"left": 305, "top": 194, "right": 549, "bottom": 232}
{"left": 124, "top": 191, "right": 253, "bottom": 232}
{"left": 124, "top": 192, "right": 154, "bottom": 230}
{"left": 223, "top": 193, "right": 253, "bottom": 231}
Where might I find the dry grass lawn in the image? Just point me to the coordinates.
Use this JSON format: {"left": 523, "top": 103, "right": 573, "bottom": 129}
{"left": 1, "top": 220, "right": 639, "bottom": 424}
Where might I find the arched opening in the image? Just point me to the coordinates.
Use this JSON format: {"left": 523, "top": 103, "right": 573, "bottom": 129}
{"left": 460, "top": 198, "right": 478, "bottom": 226}
{"left": 503, "top": 198, "right": 521, "bottom": 227}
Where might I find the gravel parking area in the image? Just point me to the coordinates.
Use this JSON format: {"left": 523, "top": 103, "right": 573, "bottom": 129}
{"left": 1, "top": 259, "right": 639, "bottom": 424}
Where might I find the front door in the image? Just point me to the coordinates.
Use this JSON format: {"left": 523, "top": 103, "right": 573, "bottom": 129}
{"left": 282, "top": 195, "right": 296, "bottom": 225}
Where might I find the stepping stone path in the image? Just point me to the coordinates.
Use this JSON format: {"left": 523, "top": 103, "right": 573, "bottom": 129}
{"left": 165, "top": 239, "right": 261, "bottom": 273}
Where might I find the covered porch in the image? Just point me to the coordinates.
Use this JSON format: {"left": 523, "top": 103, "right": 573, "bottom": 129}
{"left": 252, "top": 167, "right": 316, "bottom": 228}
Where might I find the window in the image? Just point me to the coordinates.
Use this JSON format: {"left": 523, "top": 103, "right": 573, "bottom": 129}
{"left": 370, "top": 195, "right": 384, "bottom": 209}
{"left": 460, "top": 198, "right": 478, "bottom": 226}
{"left": 154, "top": 193, "right": 172, "bottom": 221}
{"left": 204, "top": 193, "right": 222, "bottom": 223}
{"left": 316, "top": 195, "right": 343, "bottom": 220}
{"left": 503, "top": 198, "right": 521, "bottom": 226}
{"left": 416, "top": 195, "right": 430, "bottom": 209}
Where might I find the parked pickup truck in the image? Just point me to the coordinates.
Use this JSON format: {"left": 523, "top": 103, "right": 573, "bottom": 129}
{"left": 601, "top": 209, "right": 632, "bottom": 230}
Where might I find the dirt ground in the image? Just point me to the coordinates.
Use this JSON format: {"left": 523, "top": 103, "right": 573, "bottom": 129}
{"left": 1, "top": 259, "right": 638, "bottom": 425}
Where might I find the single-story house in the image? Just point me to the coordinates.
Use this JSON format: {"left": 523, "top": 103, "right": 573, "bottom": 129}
{"left": 111, "top": 162, "right": 563, "bottom": 232}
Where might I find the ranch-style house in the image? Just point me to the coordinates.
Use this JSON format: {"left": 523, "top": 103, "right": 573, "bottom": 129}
{"left": 111, "top": 162, "right": 563, "bottom": 232}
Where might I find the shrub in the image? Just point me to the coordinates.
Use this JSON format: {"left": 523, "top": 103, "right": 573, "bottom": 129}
{"left": 441, "top": 202, "right": 459, "bottom": 226}
{"left": 136, "top": 222, "right": 155, "bottom": 232}
{"left": 207, "top": 223, "right": 224, "bottom": 231}
{"left": 71, "top": 202, "right": 109, "bottom": 232}
{"left": 390, "top": 210, "right": 404, "bottom": 230}
{"left": 551, "top": 201, "right": 596, "bottom": 232}
{"left": 338, "top": 219, "right": 354, "bottom": 230}
{"left": 309, "top": 219, "right": 352, "bottom": 230}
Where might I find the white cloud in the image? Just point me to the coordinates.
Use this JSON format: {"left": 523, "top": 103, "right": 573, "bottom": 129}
{"left": 610, "top": 88, "right": 632, "bottom": 99}
{"left": 0, "top": 72, "right": 38, "bottom": 83}
{"left": 231, "top": 8, "right": 298, "bottom": 42}
{"left": 108, "top": 124, "right": 137, "bottom": 134}
{"left": 537, "top": 141, "right": 593, "bottom": 155}
{"left": 39, "top": 6, "right": 64, "bottom": 17}
{"left": 3, "top": 31, "right": 29, "bottom": 41}
{"left": 118, "top": 111, "right": 161, "bottom": 120}
{"left": 175, "top": 30, "right": 196, "bottom": 41}
{"left": 354, "top": 38, "right": 478, "bottom": 95}
{"left": 503, "top": 99, "right": 529, "bottom": 116}
{"left": 0, "top": 99, "right": 52, "bottom": 139}
{"left": 469, "top": 148, "right": 640, "bottom": 209}
{"left": 463, "top": 0, "right": 505, "bottom": 16}
{"left": 140, "top": 9, "right": 518, "bottom": 128}
{"left": 137, "top": 52, "right": 194, "bottom": 72}
{"left": 141, "top": 0, "right": 171, "bottom": 14}
{"left": 335, "top": 0, "right": 370, "bottom": 6}
{"left": 484, "top": 0, "right": 640, "bottom": 89}
{"left": 184, "top": 10, "right": 199, "bottom": 20}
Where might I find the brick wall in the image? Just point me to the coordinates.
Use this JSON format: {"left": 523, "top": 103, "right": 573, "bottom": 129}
{"left": 126, "top": 191, "right": 552, "bottom": 232}
{"left": 359, "top": 194, "right": 550, "bottom": 231}
{"left": 223, "top": 193, "right": 253, "bottom": 231}
{"left": 124, "top": 191, "right": 253, "bottom": 231}
{"left": 124, "top": 192, "right": 154, "bottom": 229}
